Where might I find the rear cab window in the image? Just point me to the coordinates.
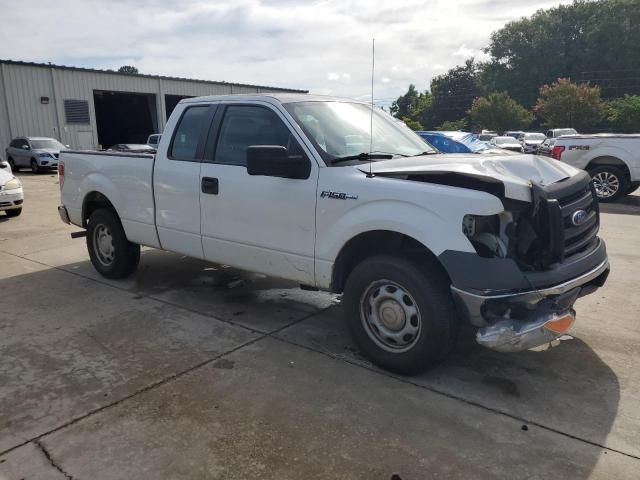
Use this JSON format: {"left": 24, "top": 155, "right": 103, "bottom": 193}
{"left": 169, "top": 106, "right": 211, "bottom": 161}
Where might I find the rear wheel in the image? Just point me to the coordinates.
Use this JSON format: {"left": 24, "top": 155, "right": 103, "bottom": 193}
{"left": 30, "top": 159, "right": 40, "bottom": 174}
{"left": 5, "top": 208, "right": 22, "bottom": 217}
{"left": 343, "top": 255, "right": 458, "bottom": 375}
{"left": 589, "top": 165, "right": 628, "bottom": 203}
{"left": 86, "top": 208, "right": 140, "bottom": 279}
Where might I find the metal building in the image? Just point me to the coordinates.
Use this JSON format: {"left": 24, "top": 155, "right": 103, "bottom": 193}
{"left": 0, "top": 60, "right": 306, "bottom": 152}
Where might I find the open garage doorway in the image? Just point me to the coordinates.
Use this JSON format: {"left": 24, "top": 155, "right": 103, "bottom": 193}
{"left": 165, "top": 94, "right": 194, "bottom": 121}
{"left": 93, "top": 90, "right": 158, "bottom": 149}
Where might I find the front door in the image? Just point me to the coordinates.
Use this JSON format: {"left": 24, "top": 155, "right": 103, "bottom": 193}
{"left": 199, "top": 103, "right": 318, "bottom": 284}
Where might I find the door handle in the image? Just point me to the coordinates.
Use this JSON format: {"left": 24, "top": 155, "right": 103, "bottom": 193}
{"left": 201, "top": 177, "right": 219, "bottom": 195}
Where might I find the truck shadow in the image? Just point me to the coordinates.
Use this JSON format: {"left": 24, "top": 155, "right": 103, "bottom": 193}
{"left": 600, "top": 194, "right": 640, "bottom": 216}
{"left": 1, "top": 250, "right": 624, "bottom": 477}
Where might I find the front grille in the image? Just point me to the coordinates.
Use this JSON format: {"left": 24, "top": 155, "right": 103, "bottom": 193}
{"left": 557, "top": 184, "right": 599, "bottom": 258}
{"left": 517, "top": 173, "right": 600, "bottom": 269}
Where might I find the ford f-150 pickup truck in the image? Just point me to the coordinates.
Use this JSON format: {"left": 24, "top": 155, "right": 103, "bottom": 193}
{"left": 552, "top": 134, "right": 640, "bottom": 202}
{"left": 58, "top": 94, "right": 610, "bottom": 374}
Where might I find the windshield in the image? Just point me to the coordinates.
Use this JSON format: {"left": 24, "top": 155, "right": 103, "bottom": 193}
{"left": 284, "top": 101, "right": 435, "bottom": 164}
{"left": 524, "top": 133, "right": 546, "bottom": 141}
{"left": 454, "top": 133, "right": 491, "bottom": 152}
{"left": 30, "top": 139, "right": 65, "bottom": 150}
{"left": 556, "top": 128, "right": 578, "bottom": 137}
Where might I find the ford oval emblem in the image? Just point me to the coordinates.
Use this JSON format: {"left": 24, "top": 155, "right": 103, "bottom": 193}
{"left": 571, "top": 209, "right": 588, "bottom": 226}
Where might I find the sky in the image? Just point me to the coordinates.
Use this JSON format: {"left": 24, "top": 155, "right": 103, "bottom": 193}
{"left": 0, "top": 0, "right": 572, "bottom": 107}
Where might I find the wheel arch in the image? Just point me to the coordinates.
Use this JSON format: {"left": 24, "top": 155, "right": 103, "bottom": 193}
{"left": 587, "top": 156, "right": 631, "bottom": 180}
{"left": 82, "top": 191, "right": 117, "bottom": 227}
{"left": 330, "top": 230, "right": 450, "bottom": 294}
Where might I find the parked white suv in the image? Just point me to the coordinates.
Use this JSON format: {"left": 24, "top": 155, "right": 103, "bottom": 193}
{"left": 57, "top": 94, "right": 610, "bottom": 374}
{"left": 6, "top": 137, "right": 66, "bottom": 173}
{"left": 553, "top": 134, "right": 640, "bottom": 201}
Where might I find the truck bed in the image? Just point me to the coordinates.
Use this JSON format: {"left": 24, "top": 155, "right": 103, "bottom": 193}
{"left": 60, "top": 150, "right": 160, "bottom": 247}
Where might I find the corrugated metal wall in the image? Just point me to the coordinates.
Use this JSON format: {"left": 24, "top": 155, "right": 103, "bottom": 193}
{"left": 0, "top": 62, "right": 303, "bottom": 153}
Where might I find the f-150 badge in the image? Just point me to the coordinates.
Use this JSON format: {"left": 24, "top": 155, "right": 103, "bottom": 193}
{"left": 320, "top": 191, "right": 358, "bottom": 200}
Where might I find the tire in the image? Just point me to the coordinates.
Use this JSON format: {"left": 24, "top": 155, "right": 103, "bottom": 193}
{"left": 30, "top": 159, "right": 40, "bottom": 174}
{"left": 5, "top": 208, "right": 22, "bottom": 217}
{"left": 589, "top": 165, "right": 629, "bottom": 203}
{"left": 7, "top": 157, "right": 16, "bottom": 171}
{"left": 86, "top": 208, "right": 140, "bottom": 279}
{"left": 343, "top": 255, "right": 458, "bottom": 375}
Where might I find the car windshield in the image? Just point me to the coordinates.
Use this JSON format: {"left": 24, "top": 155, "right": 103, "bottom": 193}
{"left": 30, "top": 139, "right": 65, "bottom": 150}
{"left": 284, "top": 101, "right": 435, "bottom": 164}
{"left": 455, "top": 133, "right": 490, "bottom": 152}
{"left": 524, "top": 133, "right": 546, "bottom": 141}
{"left": 556, "top": 129, "right": 578, "bottom": 137}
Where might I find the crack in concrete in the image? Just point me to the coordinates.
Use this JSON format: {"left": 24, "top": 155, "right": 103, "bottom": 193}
{"left": 35, "top": 440, "right": 73, "bottom": 479}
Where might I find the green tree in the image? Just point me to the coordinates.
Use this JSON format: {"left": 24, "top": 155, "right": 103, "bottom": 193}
{"left": 400, "top": 117, "right": 423, "bottom": 131}
{"left": 391, "top": 85, "right": 431, "bottom": 124}
{"left": 118, "top": 65, "right": 139, "bottom": 74}
{"left": 434, "top": 118, "right": 468, "bottom": 131}
{"left": 535, "top": 78, "right": 605, "bottom": 131}
{"left": 608, "top": 95, "right": 640, "bottom": 132}
{"left": 469, "top": 92, "right": 532, "bottom": 133}
{"left": 480, "top": 0, "right": 640, "bottom": 106}
{"left": 421, "top": 59, "right": 479, "bottom": 129}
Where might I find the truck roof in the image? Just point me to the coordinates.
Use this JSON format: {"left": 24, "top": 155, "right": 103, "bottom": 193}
{"left": 181, "top": 93, "right": 365, "bottom": 105}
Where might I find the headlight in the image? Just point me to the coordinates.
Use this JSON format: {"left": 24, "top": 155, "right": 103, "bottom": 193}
{"left": 5, "top": 177, "right": 22, "bottom": 190}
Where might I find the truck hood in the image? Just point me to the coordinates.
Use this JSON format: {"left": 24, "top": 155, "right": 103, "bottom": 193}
{"left": 360, "top": 153, "right": 581, "bottom": 202}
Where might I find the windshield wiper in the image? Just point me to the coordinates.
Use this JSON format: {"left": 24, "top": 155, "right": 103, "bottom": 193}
{"left": 411, "top": 150, "right": 438, "bottom": 156}
{"left": 332, "top": 152, "right": 394, "bottom": 164}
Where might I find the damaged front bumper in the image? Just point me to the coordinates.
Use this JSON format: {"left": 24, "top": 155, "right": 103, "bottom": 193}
{"left": 451, "top": 258, "right": 610, "bottom": 352}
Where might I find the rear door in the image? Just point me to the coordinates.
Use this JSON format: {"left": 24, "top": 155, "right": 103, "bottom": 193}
{"left": 153, "top": 103, "right": 216, "bottom": 259}
{"left": 199, "top": 102, "right": 318, "bottom": 283}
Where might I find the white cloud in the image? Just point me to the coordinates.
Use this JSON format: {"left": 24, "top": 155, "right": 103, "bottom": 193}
{"left": 0, "top": 0, "right": 573, "bottom": 100}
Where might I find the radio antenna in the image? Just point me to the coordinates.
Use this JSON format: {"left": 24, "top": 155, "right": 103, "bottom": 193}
{"left": 368, "top": 37, "right": 375, "bottom": 178}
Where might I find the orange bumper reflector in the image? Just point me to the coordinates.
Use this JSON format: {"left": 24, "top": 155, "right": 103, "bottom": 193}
{"left": 544, "top": 314, "right": 575, "bottom": 334}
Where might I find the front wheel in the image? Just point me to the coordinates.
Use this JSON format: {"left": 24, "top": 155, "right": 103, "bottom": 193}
{"left": 86, "top": 208, "right": 140, "bottom": 279}
{"left": 7, "top": 157, "right": 16, "bottom": 171}
{"left": 30, "top": 159, "right": 40, "bottom": 174}
{"left": 343, "top": 255, "right": 458, "bottom": 375}
{"left": 590, "top": 165, "right": 628, "bottom": 203}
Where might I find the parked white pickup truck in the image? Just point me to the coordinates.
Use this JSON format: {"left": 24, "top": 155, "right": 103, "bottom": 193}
{"left": 58, "top": 94, "right": 610, "bottom": 374}
{"left": 553, "top": 134, "right": 640, "bottom": 202}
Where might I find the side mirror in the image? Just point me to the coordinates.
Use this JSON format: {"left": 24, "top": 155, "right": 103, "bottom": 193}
{"left": 65, "top": 145, "right": 70, "bottom": 148}
{"left": 246, "top": 145, "right": 310, "bottom": 180}
{"left": 22, "top": 145, "right": 30, "bottom": 150}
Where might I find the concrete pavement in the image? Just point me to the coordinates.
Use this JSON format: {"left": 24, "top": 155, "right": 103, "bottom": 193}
{"left": 1, "top": 173, "right": 639, "bottom": 479}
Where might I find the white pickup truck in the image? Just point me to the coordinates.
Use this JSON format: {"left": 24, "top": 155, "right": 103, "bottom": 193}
{"left": 553, "top": 134, "right": 640, "bottom": 202}
{"left": 58, "top": 94, "right": 610, "bottom": 374}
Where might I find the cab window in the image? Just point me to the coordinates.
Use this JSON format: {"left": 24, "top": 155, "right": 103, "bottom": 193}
{"left": 213, "top": 105, "right": 305, "bottom": 166}
{"left": 169, "top": 106, "right": 209, "bottom": 160}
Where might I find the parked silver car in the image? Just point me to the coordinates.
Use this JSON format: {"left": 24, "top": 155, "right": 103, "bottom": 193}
{"left": 520, "top": 132, "right": 547, "bottom": 153}
{"left": 6, "top": 137, "right": 67, "bottom": 173}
